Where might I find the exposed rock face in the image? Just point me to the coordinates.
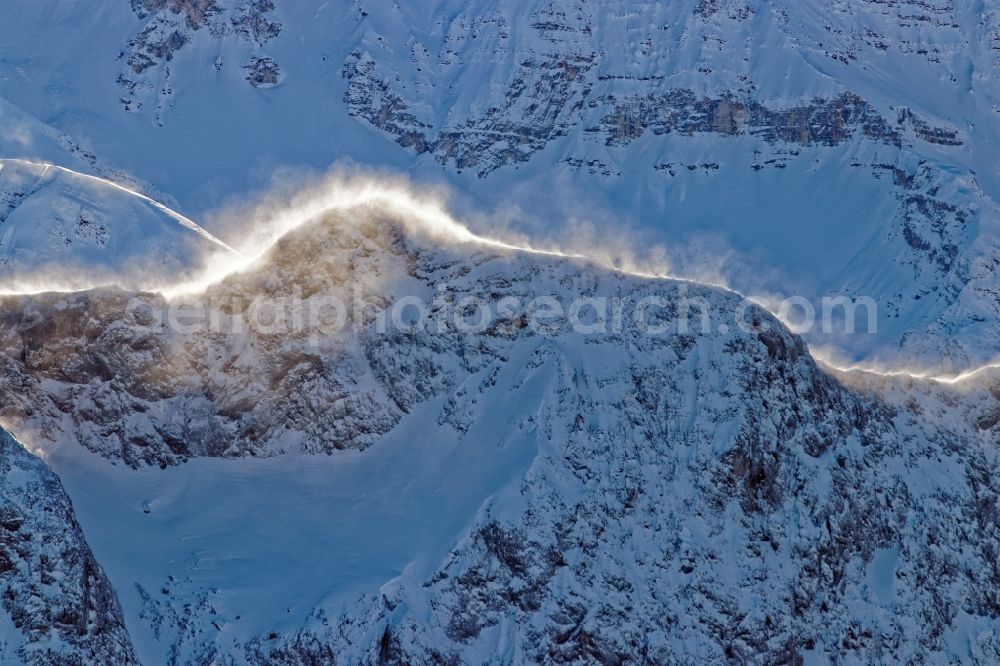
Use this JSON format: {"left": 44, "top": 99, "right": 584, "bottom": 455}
{"left": 124, "top": 0, "right": 221, "bottom": 76}
{"left": 230, "top": 0, "right": 281, "bottom": 44}
{"left": 344, "top": 49, "right": 600, "bottom": 176}
{"left": 119, "top": 0, "right": 283, "bottom": 116}
{"left": 0, "top": 213, "right": 478, "bottom": 466}
{"left": 0, "top": 428, "right": 138, "bottom": 665}
{"left": 590, "top": 91, "right": 905, "bottom": 148}
{"left": 2, "top": 213, "right": 1000, "bottom": 662}
{"left": 340, "top": 0, "right": 967, "bottom": 178}
{"left": 243, "top": 55, "right": 282, "bottom": 88}
{"left": 345, "top": 59, "right": 966, "bottom": 177}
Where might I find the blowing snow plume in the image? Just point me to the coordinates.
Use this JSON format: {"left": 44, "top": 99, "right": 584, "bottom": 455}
{"left": 1, "top": 161, "right": 993, "bottom": 386}
{"left": 164, "top": 167, "right": 717, "bottom": 296}
{"left": 182, "top": 167, "right": 1000, "bottom": 387}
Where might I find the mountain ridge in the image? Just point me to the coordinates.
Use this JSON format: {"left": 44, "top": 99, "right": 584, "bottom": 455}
{"left": 2, "top": 209, "right": 1000, "bottom": 662}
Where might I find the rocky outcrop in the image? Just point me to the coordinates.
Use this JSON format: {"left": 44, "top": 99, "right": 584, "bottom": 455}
{"left": 0, "top": 428, "right": 138, "bottom": 665}
{"left": 589, "top": 90, "right": 909, "bottom": 147}
{"left": 230, "top": 0, "right": 282, "bottom": 45}
{"left": 0, "top": 214, "right": 472, "bottom": 466}
{"left": 343, "top": 47, "right": 598, "bottom": 177}
{"left": 119, "top": 0, "right": 283, "bottom": 115}
{"left": 341, "top": 0, "right": 966, "bottom": 178}
{"left": 243, "top": 55, "right": 282, "bottom": 88}
{"left": 344, "top": 56, "right": 962, "bottom": 176}
{"left": 125, "top": 0, "right": 218, "bottom": 72}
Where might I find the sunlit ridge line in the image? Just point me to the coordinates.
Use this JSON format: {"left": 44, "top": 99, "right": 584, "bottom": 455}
{"left": 158, "top": 184, "right": 991, "bottom": 386}
{"left": 0, "top": 171, "right": 991, "bottom": 386}
{"left": 0, "top": 158, "right": 241, "bottom": 255}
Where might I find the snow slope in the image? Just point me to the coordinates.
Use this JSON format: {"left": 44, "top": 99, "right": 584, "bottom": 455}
{"left": 0, "top": 97, "right": 238, "bottom": 293}
{"left": 45, "top": 389, "right": 538, "bottom": 664}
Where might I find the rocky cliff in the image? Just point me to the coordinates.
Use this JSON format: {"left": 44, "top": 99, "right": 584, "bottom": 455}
{"left": 0, "top": 428, "right": 137, "bottom": 665}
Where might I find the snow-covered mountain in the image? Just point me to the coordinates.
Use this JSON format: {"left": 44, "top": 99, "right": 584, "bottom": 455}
{"left": 2, "top": 1, "right": 1000, "bottom": 664}
{"left": 0, "top": 210, "right": 998, "bottom": 663}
